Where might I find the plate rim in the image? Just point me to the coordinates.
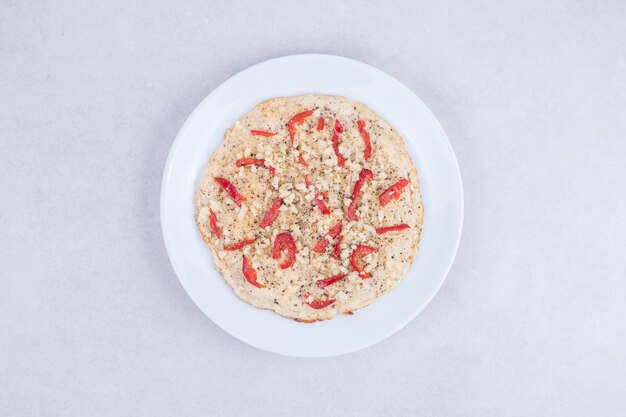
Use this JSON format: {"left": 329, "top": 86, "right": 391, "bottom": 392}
{"left": 160, "top": 53, "right": 464, "bottom": 357}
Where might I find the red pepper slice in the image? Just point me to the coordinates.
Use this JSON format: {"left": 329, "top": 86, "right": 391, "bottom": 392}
{"left": 304, "top": 176, "right": 330, "bottom": 215}
{"left": 376, "top": 224, "right": 410, "bottom": 234}
{"left": 335, "top": 119, "right": 344, "bottom": 133}
{"left": 316, "top": 274, "right": 344, "bottom": 289}
{"left": 356, "top": 119, "right": 372, "bottom": 160}
{"left": 223, "top": 238, "right": 255, "bottom": 251}
{"left": 242, "top": 255, "right": 265, "bottom": 288}
{"left": 235, "top": 158, "right": 276, "bottom": 177}
{"left": 259, "top": 198, "right": 283, "bottom": 229}
{"left": 316, "top": 117, "right": 325, "bottom": 131}
{"left": 214, "top": 177, "right": 246, "bottom": 207}
{"left": 350, "top": 244, "right": 377, "bottom": 278}
{"left": 347, "top": 169, "right": 374, "bottom": 221}
{"left": 250, "top": 130, "right": 276, "bottom": 137}
{"left": 331, "top": 235, "right": 343, "bottom": 260}
{"left": 297, "top": 155, "right": 308, "bottom": 167}
{"left": 313, "top": 221, "right": 343, "bottom": 253}
{"left": 332, "top": 119, "right": 345, "bottom": 167}
{"left": 303, "top": 292, "right": 335, "bottom": 309}
{"left": 271, "top": 232, "right": 297, "bottom": 269}
{"left": 288, "top": 109, "right": 314, "bottom": 145}
{"left": 379, "top": 178, "right": 410, "bottom": 207}
{"left": 236, "top": 157, "right": 265, "bottom": 167}
{"left": 332, "top": 133, "right": 343, "bottom": 166}
{"left": 209, "top": 209, "right": 220, "bottom": 238}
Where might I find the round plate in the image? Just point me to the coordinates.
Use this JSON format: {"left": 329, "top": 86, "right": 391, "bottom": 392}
{"left": 161, "top": 54, "right": 463, "bottom": 357}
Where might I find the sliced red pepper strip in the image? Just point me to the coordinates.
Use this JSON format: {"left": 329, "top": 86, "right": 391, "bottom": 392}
{"left": 259, "top": 198, "right": 283, "bottom": 229}
{"left": 376, "top": 224, "right": 410, "bottom": 235}
{"left": 350, "top": 244, "right": 377, "bottom": 278}
{"left": 287, "top": 109, "right": 314, "bottom": 145}
{"left": 332, "top": 133, "right": 343, "bottom": 166}
{"left": 242, "top": 255, "right": 265, "bottom": 288}
{"left": 223, "top": 238, "right": 255, "bottom": 251}
{"left": 209, "top": 209, "right": 220, "bottom": 238}
{"left": 236, "top": 157, "right": 265, "bottom": 167}
{"left": 332, "top": 119, "right": 345, "bottom": 167}
{"left": 314, "top": 198, "right": 330, "bottom": 215}
{"left": 316, "top": 117, "right": 325, "bottom": 131}
{"left": 298, "top": 155, "right": 308, "bottom": 167}
{"left": 271, "top": 232, "right": 297, "bottom": 269}
{"left": 303, "top": 292, "right": 335, "bottom": 309}
{"left": 347, "top": 169, "right": 374, "bottom": 221}
{"left": 316, "top": 274, "right": 344, "bottom": 289}
{"left": 379, "top": 178, "right": 410, "bottom": 207}
{"left": 331, "top": 235, "right": 343, "bottom": 260}
{"left": 313, "top": 221, "right": 343, "bottom": 253}
{"left": 304, "top": 176, "right": 330, "bottom": 215}
{"left": 235, "top": 158, "right": 276, "bottom": 177}
{"left": 335, "top": 119, "right": 344, "bottom": 133}
{"left": 356, "top": 119, "right": 372, "bottom": 160}
{"left": 250, "top": 130, "right": 276, "bottom": 137}
{"left": 214, "top": 177, "right": 246, "bottom": 207}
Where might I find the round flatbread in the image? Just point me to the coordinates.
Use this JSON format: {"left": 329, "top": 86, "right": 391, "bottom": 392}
{"left": 195, "top": 95, "right": 423, "bottom": 322}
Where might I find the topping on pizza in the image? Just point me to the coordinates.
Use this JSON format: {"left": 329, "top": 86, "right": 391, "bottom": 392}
{"left": 272, "top": 232, "right": 297, "bottom": 269}
{"left": 214, "top": 177, "right": 246, "bottom": 207}
{"left": 379, "top": 178, "right": 409, "bottom": 207}
{"left": 347, "top": 169, "right": 373, "bottom": 221}
{"left": 250, "top": 130, "right": 276, "bottom": 137}
{"left": 375, "top": 224, "right": 410, "bottom": 234}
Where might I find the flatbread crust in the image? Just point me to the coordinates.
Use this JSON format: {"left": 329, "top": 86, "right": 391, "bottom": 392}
{"left": 195, "top": 95, "right": 423, "bottom": 322}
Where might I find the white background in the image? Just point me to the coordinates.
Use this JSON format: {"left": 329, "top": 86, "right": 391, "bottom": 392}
{"left": 1, "top": 1, "right": 625, "bottom": 416}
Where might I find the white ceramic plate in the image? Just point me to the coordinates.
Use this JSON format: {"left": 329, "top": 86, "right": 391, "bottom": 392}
{"left": 161, "top": 54, "right": 463, "bottom": 357}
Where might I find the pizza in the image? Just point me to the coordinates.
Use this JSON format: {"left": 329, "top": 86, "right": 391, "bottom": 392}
{"left": 195, "top": 94, "right": 423, "bottom": 322}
